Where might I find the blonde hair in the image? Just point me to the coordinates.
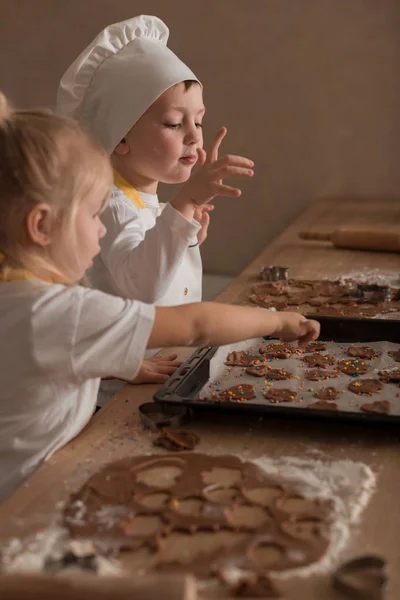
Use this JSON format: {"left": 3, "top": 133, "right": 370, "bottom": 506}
{"left": 0, "top": 92, "right": 112, "bottom": 283}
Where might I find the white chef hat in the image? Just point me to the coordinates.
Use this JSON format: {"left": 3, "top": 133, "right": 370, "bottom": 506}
{"left": 56, "top": 15, "right": 200, "bottom": 153}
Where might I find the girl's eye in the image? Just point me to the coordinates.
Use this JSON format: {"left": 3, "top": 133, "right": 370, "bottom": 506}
{"left": 195, "top": 123, "right": 203, "bottom": 129}
{"left": 164, "top": 123, "right": 181, "bottom": 129}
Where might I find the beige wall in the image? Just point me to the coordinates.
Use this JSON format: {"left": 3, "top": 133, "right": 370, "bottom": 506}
{"left": 1, "top": 0, "right": 400, "bottom": 275}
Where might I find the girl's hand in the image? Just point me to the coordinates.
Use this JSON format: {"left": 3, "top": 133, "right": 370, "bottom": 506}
{"left": 275, "top": 313, "right": 320, "bottom": 346}
{"left": 129, "top": 353, "right": 182, "bottom": 384}
{"left": 173, "top": 127, "right": 254, "bottom": 210}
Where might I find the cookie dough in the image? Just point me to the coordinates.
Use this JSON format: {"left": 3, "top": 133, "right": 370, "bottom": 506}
{"left": 307, "top": 400, "right": 338, "bottom": 411}
{"left": 378, "top": 369, "right": 400, "bottom": 383}
{"left": 303, "top": 342, "right": 327, "bottom": 353}
{"left": 259, "top": 343, "right": 292, "bottom": 359}
{"left": 207, "top": 384, "right": 256, "bottom": 403}
{"left": 64, "top": 454, "right": 332, "bottom": 579}
{"left": 153, "top": 430, "right": 199, "bottom": 452}
{"left": 263, "top": 388, "right": 297, "bottom": 403}
{"left": 302, "top": 354, "right": 335, "bottom": 368}
{"left": 348, "top": 379, "right": 382, "bottom": 396}
{"left": 305, "top": 369, "right": 340, "bottom": 381}
{"left": 347, "top": 346, "right": 380, "bottom": 360}
{"left": 246, "top": 366, "right": 292, "bottom": 380}
{"left": 313, "top": 387, "right": 341, "bottom": 400}
{"left": 388, "top": 350, "right": 400, "bottom": 363}
{"left": 361, "top": 400, "right": 390, "bottom": 415}
{"left": 225, "top": 351, "right": 258, "bottom": 367}
{"left": 337, "top": 359, "right": 369, "bottom": 376}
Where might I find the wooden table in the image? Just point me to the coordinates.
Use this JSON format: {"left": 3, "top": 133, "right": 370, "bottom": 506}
{"left": 1, "top": 199, "right": 400, "bottom": 599}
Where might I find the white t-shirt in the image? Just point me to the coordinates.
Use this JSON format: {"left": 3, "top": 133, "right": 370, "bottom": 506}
{"left": 87, "top": 187, "right": 203, "bottom": 305}
{"left": 0, "top": 279, "right": 154, "bottom": 502}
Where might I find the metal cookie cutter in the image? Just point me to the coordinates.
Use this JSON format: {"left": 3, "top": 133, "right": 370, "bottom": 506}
{"left": 355, "top": 284, "right": 391, "bottom": 304}
{"left": 333, "top": 555, "right": 387, "bottom": 599}
{"left": 138, "top": 402, "right": 190, "bottom": 432}
{"left": 259, "top": 265, "right": 289, "bottom": 282}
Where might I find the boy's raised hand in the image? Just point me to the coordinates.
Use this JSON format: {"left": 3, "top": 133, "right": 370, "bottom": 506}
{"left": 173, "top": 126, "right": 254, "bottom": 211}
{"left": 193, "top": 204, "right": 214, "bottom": 245}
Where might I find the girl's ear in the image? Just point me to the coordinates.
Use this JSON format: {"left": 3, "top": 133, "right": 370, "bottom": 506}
{"left": 26, "top": 203, "right": 54, "bottom": 247}
{"left": 113, "top": 137, "right": 130, "bottom": 156}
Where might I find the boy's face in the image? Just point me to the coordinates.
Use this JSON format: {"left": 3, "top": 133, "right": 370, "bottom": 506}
{"left": 117, "top": 82, "right": 205, "bottom": 192}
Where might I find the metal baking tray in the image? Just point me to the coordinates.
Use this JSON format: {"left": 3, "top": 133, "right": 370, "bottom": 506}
{"left": 153, "top": 316, "right": 400, "bottom": 424}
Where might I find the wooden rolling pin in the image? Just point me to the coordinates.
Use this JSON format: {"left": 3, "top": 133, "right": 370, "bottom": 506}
{"left": 0, "top": 573, "right": 197, "bottom": 600}
{"left": 299, "top": 229, "right": 400, "bottom": 253}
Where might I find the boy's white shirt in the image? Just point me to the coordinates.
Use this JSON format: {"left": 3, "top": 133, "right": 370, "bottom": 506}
{"left": 0, "top": 280, "right": 154, "bottom": 501}
{"left": 90, "top": 187, "right": 203, "bottom": 407}
{"left": 87, "top": 187, "right": 203, "bottom": 306}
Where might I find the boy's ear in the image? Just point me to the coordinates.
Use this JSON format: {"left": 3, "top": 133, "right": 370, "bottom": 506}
{"left": 113, "top": 137, "right": 130, "bottom": 156}
{"left": 26, "top": 203, "right": 53, "bottom": 247}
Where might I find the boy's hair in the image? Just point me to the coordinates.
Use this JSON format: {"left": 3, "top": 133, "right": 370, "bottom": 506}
{"left": 0, "top": 92, "right": 112, "bottom": 282}
{"left": 183, "top": 80, "right": 198, "bottom": 91}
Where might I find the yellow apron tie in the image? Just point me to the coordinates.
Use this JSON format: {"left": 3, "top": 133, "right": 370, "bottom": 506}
{"left": 113, "top": 170, "right": 147, "bottom": 209}
{"left": 0, "top": 251, "right": 39, "bottom": 282}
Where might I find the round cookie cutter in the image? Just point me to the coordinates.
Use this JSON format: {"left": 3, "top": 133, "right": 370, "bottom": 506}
{"left": 138, "top": 402, "right": 190, "bottom": 432}
{"left": 332, "top": 555, "right": 387, "bottom": 599}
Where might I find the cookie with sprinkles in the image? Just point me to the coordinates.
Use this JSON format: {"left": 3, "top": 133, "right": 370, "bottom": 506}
{"left": 388, "top": 349, "right": 400, "bottom": 363}
{"left": 360, "top": 400, "right": 390, "bottom": 414}
{"left": 304, "top": 369, "right": 339, "bottom": 381}
{"left": 307, "top": 400, "right": 338, "bottom": 411}
{"left": 378, "top": 368, "right": 400, "bottom": 383}
{"left": 225, "top": 351, "right": 258, "bottom": 367}
{"left": 347, "top": 346, "right": 381, "bottom": 360}
{"left": 337, "top": 359, "right": 369, "bottom": 376}
{"left": 313, "top": 387, "right": 341, "bottom": 400}
{"left": 208, "top": 384, "right": 255, "bottom": 403}
{"left": 302, "top": 353, "right": 335, "bottom": 368}
{"left": 348, "top": 379, "right": 382, "bottom": 396}
{"left": 246, "top": 365, "right": 292, "bottom": 380}
{"left": 258, "top": 343, "right": 292, "bottom": 359}
{"left": 263, "top": 388, "right": 297, "bottom": 403}
{"left": 303, "top": 341, "right": 327, "bottom": 353}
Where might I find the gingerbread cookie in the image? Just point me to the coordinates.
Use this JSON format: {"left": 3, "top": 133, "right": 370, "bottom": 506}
{"left": 305, "top": 369, "right": 339, "bottom": 381}
{"left": 153, "top": 430, "right": 199, "bottom": 452}
{"left": 225, "top": 351, "right": 258, "bottom": 367}
{"left": 263, "top": 388, "right": 297, "bottom": 403}
{"left": 347, "top": 346, "right": 381, "bottom": 360}
{"left": 337, "top": 359, "right": 369, "bottom": 376}
{"left": 360, "top": 400, "right": 390, "bottom": 415}
{"left": 313, "top": 387, "right": 341, "bottom": 400}
{"left": 348, "top": 379, "right": 382, "bottom": 396}
{"left": 206, "top": 384, "right": 256, "bottom": 403}
{"left": 307, "top": 400, "right": 338, "bottom": 411}
{"left": 246, "top": 366, "right": 292, "bottom": 380}
{"left": 378, "top": 369, "right": 400, "bottom": 383}
{"left": 303, "top": 341, "right": 327, "bottom": 353}
{"left": 388, "top": 349, "right": 400, "bottom": 363}
{"left": 302, "top": 354, "right": 335, "bottom": 368}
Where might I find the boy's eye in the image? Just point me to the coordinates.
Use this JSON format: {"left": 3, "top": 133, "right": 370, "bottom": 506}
{"left": 195, "top": 123, "right": 203, "bottom": 129}
{"left": 164, "top": 123, "right": 181, "bottom": 129}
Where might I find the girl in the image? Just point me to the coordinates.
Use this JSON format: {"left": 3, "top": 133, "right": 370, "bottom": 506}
{"left": 0, "top": 94, "right": 319, "bottom": 502}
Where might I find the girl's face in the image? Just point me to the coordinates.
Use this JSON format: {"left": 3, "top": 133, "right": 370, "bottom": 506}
{"left": 116, "top": 82, "right": 205, "bottom": 193}
{"left": 72, "top": 188, "right": 108, "bottom": 280}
